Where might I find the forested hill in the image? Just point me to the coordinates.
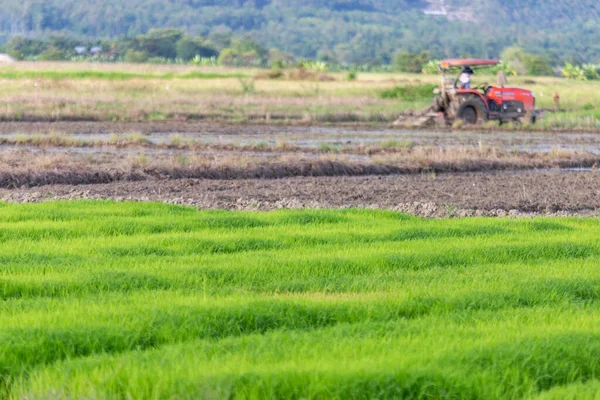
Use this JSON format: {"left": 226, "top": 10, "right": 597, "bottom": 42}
{"left": 0, "top": 0, "right": 599, "bottom": 63}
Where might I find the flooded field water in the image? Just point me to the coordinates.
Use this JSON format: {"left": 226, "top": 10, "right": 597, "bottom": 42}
{"left": 1, "top": 126, "right": 600, "bottom": 154}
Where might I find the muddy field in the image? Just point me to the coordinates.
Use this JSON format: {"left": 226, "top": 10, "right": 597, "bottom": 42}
{"left": 3, "top": 121, "right": 600, "bottom": 153}
{"left": 1, "top": 122, "right": 599, "bottom": 217}
{"left": 1, "top": 171, "right": 599, "bottom": 217}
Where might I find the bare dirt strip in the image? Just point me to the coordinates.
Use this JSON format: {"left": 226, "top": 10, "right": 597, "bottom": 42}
{"left": 1, "top": 122, "right": 599, "bottom": 217}
{"left": 2, "top": 170, "right": 599, "bottom": 218}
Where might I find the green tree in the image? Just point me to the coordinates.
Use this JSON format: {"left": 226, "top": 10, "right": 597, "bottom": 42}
{"left": 500, "top": 46, "right": 525, "bottom": 65}
{"left": 47, "top": 35, "right": 78, "bottom": 53}
{"left": 231, "top": 37, "right": 267, "bottom": 65}
{"left": 522, "top": 54, "right": 554, "bottom": 76}
{"left": 501, "top": 47, "right": 554, "bottom": 76}
{"left": 1, "top": 0, "right": 600, "bottom": 65}
{"left": 394, "top": 52, "right": 429, "bottom": 73}
{"left": 175, "top": 37, "right": 218, "bottom": 61}
{"left": 4, "top": 36, "right": 47, "bottom": 60}
{"left": 218, "top": 48, "right": 237, "bottom": 66}
{"left": 137, "top": 29, "right": 184, "bottom": 59}
{"left": 268, "top": 48, "right": 295, "bottom": 68}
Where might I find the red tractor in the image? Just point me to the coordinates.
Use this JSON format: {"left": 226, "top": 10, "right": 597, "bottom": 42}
{"left": 432, "top": 59, "right": 539, "bottom": 125}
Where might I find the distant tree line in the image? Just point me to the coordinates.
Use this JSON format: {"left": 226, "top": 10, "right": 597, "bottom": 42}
{"left": 0, "top": 29, "right": 297, "bottom": 68}
{"left": 3, "top": 30, "right": 598, "bottom": 78}
{"left": 394, "top": 48, "right": 557, "bottom": 76}
{"left": 0, "top": 0, "right": 599, "bottom": 66}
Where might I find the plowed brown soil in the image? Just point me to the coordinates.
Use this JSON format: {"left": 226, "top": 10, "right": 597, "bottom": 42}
{"left": 2, "top": 122, "right": 599, "bottom": 217}
{"left": 2, "top": 171, "right": 599, "bottom": 217}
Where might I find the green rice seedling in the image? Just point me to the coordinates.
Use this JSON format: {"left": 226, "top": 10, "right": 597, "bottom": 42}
{"left": 254, "top": 141, "right": 269, "bottom": 150}
{"left": 318, "top": 143, "right": 340, "bottom": 153}
{"left": 108, "top": 134, "right": 119, "bottom": 144}
{"left": 175, "top": 154, "right": 189, "bottom": 166}
{"left": 0, "top": 202, "right": 599, "bottom": 399}
{"left": 169, "top": 135, "right": 184, "bottom": 147}
{"left": 379, "top": 139, "right": 414, "bottom": 149}
{"left": 147, "top": 112, "right": 167, "bottom": 121}
{"left": 13, "top": 134, "right": 29, "bottom": 145}
{"left": 134, "top": 154, "right": 149, "bottom": 166}
{"left": 127, "top": 133, "right": 151, "bottom": 145}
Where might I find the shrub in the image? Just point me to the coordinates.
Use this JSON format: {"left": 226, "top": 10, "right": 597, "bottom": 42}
{"left": 490, "top": 62, "right": 518, "bottom": 77}
{"left": 562, "top": 63, "right": 586, "bottom": 80}
{"left": 583, "top": 103, "right": 595, "bottom": 111}
{"left": 299, "top": 61, "right": 329, "bottom": 72}
{"left": 6, "top": 49, "right": 23, "bottom": 61}
{"left": 188, "top": 56, "right": 218, "bottom": 67}
{"left": 37, "top": 48, "right": 66, "bottom": 61}
{"left": 125, "top": 49, "right": 149, "bottom": 63}
{"left": 346, "top": 71, "right": 357, "bottom": 81}
{"left": 421, "top": 60, "right": 441, "bottom": 75}
{"left": 272, "top": 60, "right": 285, "bottom": 69}
{"left": 255, "top": 69, "right": 285, "bottom": 80}
{"left": 583, "top": 64, "right": 599, "bottom": 80}
{"left": 4, "top": 36, "right": 46, "bottom": 60}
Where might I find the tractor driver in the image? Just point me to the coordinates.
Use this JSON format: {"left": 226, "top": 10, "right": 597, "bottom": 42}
{"left": 459, "top": 66, "right": 474, "bottom": 89}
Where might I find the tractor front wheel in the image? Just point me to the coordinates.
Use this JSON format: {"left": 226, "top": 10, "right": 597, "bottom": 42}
{"left": 517, "top": 112, "right": 537, "bottom": 125}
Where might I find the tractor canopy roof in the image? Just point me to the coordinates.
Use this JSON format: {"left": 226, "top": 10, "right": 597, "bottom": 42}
{"left": 439, "top": 59, "right": 500, "bottom": 69}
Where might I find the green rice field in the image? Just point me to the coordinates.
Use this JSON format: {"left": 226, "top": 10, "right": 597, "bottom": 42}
{"left": 2, "top": 201, "right": 600, "bottom": 399}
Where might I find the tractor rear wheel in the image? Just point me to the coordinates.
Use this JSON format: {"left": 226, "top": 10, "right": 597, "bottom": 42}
{"left": 457, "top": 97, "right": 488, "bottom": 125}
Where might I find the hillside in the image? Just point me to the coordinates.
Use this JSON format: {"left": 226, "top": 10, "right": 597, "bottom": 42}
{"left": 0, "top": 0, "right": 599, "bottom": 63}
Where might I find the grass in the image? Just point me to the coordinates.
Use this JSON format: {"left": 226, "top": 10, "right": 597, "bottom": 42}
{"left": 380, "top": 139, "right": 415, "bottom": 149}
{"left": 0, "top": 143, "right": 598, "bottom": 188}
{"left": 379, "top": 84, "right": 439, "bottom": 101}
{"left": 1, "top": 202, "right": 600, "bottom": 398}
{"left": 0, "top": 69, "right": 244, "bottom": 80}
{"left": 1, "top": 62, "right": 599, "bottom": 127}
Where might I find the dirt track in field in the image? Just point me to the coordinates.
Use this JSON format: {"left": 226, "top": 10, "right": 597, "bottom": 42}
{"left": 1, "top": 122, "right": 599, "bottom": 217}
{"left": 2, "top": 171, "right": 599, "bottom": 217}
